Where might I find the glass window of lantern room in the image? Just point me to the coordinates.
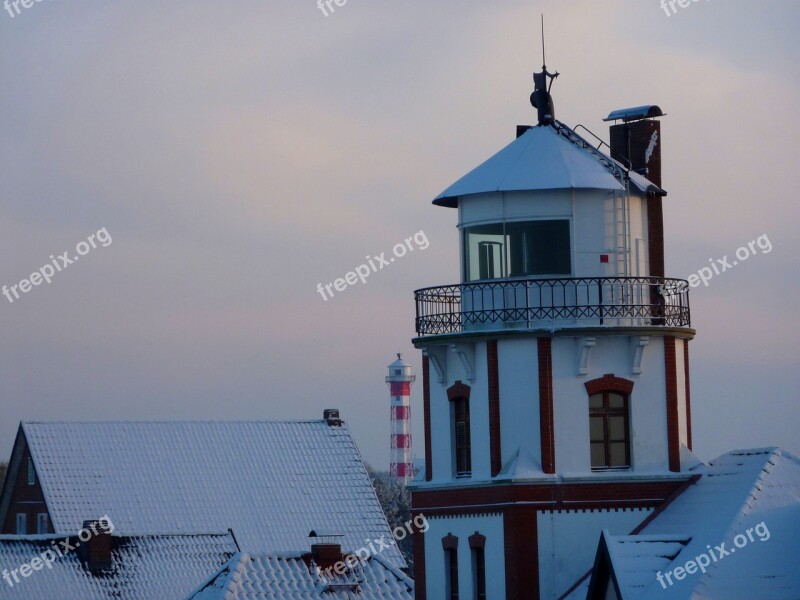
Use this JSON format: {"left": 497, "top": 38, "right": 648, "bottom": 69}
{"left": 506, "top": 220, "right": 571, "bottom": 277}
{"left": 464, "top": 223, "right": 505, "bottom": 281}
{"left": 463, "top": 220, "right": 571, "bottom": 281}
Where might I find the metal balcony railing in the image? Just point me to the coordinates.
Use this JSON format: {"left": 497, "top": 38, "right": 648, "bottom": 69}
{"left": 414, "top": 277, "right": 691, "bottom": 336}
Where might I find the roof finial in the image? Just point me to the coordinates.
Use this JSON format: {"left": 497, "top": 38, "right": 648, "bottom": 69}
{"left": 541, "top": 13, "right": 546, "bottom": 69}
{"left": 531, "top": 14, "right": 559, "bottom": 126}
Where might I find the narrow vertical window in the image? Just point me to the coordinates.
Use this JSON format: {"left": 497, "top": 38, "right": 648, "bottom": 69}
{"left": 589, "top": 391, "right": 630, "bottom": 470}
{"left": 446, "top": 548, "right": 459, "bottom": 600}
{"left": 37, "top": 513, "right": 49, "bottom": 534}
{"left": 27, "top": 457, "right": 35, "bottom": 486}
{"left": 473, "top": 547, "right": 486, "bottom": 600}
{"left": 443, "top": 534, "right": 460, "bottom": 600}
{"left": 15, "top": 513, "right": 26, "bottom": 535}
{"left": 454, "top": 397, "right": 471, "bottom": 477}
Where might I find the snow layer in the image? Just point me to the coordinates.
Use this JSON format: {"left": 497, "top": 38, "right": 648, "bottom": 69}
{"left": 21, "top": 420, "right": 404, "bottom": 567}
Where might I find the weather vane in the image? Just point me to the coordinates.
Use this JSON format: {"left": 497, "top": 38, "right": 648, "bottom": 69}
{"left": 530, "top": 14, "right": 559, "bottom": 125}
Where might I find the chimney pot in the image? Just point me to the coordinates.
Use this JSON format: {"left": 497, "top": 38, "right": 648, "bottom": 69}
{"left": 323, "top": 409, "right": 342, "bottom": 426}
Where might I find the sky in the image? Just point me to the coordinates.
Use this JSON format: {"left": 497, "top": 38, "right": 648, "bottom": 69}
{"left": 1, "top": 0, "right": 798, "bottom": 470}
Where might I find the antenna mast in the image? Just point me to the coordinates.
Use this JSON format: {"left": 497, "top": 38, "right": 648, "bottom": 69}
{"left": 541, "top": 13, "right": 546, "bottom": 68}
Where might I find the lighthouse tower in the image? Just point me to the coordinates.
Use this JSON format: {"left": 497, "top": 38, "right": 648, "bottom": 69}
{"left": 387, "top": 354, "right": 415, "bottom": 484}
{"left": 409, "top": 64, "right": 696, "bottom": 600}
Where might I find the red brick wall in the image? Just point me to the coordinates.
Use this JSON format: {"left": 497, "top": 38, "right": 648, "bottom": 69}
{"left": 684, "top": 340, "right": 693, "bottom": 451}
{"left": 412, "top": 479, "right": 687, "bottom": 514}
{"left": 664, "top": 337, "right": 681, "bottom": 472}
{"left": 423, "top": 354, "right": 432, "bottom": 482}
{"left": 504, "top": 506, "right": 539, "bottom": 599}
{"left": 537, "top": 338, "right": 555, "bottom": 474}
{"left": 487, "top": 341, "right": 502, "bottom": 477}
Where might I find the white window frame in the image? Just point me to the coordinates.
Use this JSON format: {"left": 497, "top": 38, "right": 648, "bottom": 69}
{"left": 27, "top": 458, "right": 35, "bottom": 486}
{"left": 36, "top": 513, "right": 49, "bottom": 534}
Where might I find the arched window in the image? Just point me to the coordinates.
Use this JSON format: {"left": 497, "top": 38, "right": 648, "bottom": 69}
{"left": 585, "top": 375, "right": 634, "bottom": 471}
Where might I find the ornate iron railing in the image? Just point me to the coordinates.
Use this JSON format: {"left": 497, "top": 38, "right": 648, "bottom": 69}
{"left": 414, "top": 277, "right": 691, "bottom": 336}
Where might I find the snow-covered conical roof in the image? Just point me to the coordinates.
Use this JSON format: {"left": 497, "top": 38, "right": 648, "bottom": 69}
{"left": 433, "top": 122, "right": 664, "bottom": 208}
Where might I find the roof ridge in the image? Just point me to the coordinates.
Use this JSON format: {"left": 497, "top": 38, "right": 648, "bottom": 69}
{"left": 370, "top": 553, "right": 415, "bottom": 588}
{"left": 673, "top": 448, "right": 785, "bottom": 599}
{"left": 184, "top": 551, "right": 243, "bottom": 600}
{"left": 725, "top": 447, "right": 782, "bottom": 525}
{"left": 552, "top": 121, "right": 627, "bottom": 184}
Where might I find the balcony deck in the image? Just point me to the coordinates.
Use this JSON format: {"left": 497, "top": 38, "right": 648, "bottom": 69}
{"left": 414, "top": 277, "right": 691, "bottom": 337}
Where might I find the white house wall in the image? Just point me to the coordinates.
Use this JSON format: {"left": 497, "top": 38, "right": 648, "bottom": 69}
{"left": 537, "top": 507, "right": 654, "bottom": 600}
{"left": 423, "top": 513, "right": 506, "bottom": 600}
{"left": 497, "top": 338, "right": 541, "bottom": 472}
{"left": 551, "top": 335, "right": 670, "bottom": 474}
{"left": 675, "top": 339, "right": 688, "bottom": 448}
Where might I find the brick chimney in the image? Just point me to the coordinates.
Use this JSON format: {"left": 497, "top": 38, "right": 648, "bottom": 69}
{"left": 80, "top": 519, "right": 113, "bottom": 572}
{"left": 606, "top": 105, "right": 666, "bottom": 278}
{"left": 306, "top": 531, "right": 344, "bottom": 568}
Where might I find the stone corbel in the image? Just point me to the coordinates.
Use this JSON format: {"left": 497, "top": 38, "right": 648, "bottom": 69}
{"left": 424, "top": 348, "right": 446, "bottom": 385}
{"left": 631, "top": 336, "right": 650, "bottom": 375}
{"left": 577, "top": 337, "right": 596, "bottom": 377}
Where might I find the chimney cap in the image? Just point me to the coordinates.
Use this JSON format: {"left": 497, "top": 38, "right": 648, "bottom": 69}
{"left": 604, "top": 105, "right": 665, "bottom": 123}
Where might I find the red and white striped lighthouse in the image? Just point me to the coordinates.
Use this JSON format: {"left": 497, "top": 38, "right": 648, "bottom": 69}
{"left": 386, "top": 354, "right": 415, "bottom": 484}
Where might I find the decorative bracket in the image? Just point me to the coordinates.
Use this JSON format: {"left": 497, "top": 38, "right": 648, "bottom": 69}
{"left": 424, "top": 349, "right": 446, "bottom": 385}
{"left": 449, "top": 344, "right": 475, "bottom": 382}
{"left": 577, "top": 337, "right": 596, "bottom": 377}
{"left": 631, "top": 336, "right": 650, "bottom": 375}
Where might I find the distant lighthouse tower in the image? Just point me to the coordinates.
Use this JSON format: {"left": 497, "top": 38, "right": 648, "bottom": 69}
{"left": 387, "top": 354, "right": 415, "bottom": 484}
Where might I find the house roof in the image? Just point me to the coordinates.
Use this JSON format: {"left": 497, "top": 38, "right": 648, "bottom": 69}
{"left": 600, "top": 532, "right": 691, "bottom": 598}
{"left": 185, "top": 552, "right": 414, "bottom": 600}
{"left": 0, "top": 532, "right": 236, "bottom": 599}
{"left": 433, "top": 121, "right": 664, "bottom": 208}
{"left": 577, "top": 447, "right": 800, "bottom": 599}
{"left": 5, "top": 420, "right": 403, "bottom": 567}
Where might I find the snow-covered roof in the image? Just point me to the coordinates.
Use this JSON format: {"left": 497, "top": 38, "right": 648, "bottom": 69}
{"left": 577, "top": 447, "right": 800, "bottom": 599}
{"left": 601, "top": 532, "right": 691, "bottom": 598}
{"left": 433, "top": 121, "right": 664, "bottom": 208}
{"left": 0, "top": 532, "right": 236, "bottom": 599}
{"left": 185, "top": 552, "right": 414, "bottom": 600}
{"left": 10, "top": 420, "right": 403, "bottom": 567}
{"left": 388, "top": 355, "right": 410, "bottom": 370}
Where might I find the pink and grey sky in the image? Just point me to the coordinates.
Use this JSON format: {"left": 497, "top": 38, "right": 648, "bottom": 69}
{"left": 1, "top": 1, "right": 798, "bottom": 469}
